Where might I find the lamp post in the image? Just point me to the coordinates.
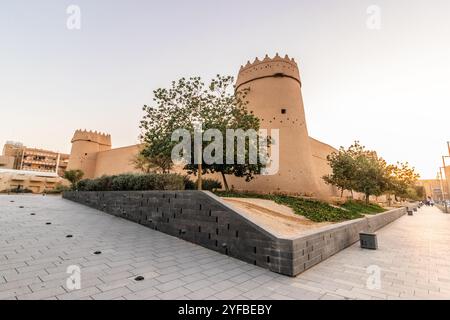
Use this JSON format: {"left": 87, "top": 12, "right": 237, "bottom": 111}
{"left": 442, "top": 155, "right": 450, "bottom": 212}
{"left": 442, "top": 156, "right": 450, "bottom": 198}
{"left": 438, "top": 169, "right": 444, "bottom": 201}
{"left": 439, "top": 167, "right": 448, "bottom": 213}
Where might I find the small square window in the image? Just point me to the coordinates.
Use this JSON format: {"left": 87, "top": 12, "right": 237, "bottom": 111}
{"left": 281, "top": 109, "right": 287, "bottom": 114}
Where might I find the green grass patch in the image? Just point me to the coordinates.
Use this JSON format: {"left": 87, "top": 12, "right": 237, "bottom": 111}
{"left": 340, "top": 200, "right": 385, "bottom": 215}
{"left": 215, "top": 191, "right": 365, "bottom": 223}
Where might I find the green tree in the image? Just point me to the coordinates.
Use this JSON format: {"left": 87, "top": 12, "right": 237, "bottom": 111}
{"left": 353, "top": 150, "right": 388, "bottom": 204}
{"left": 323, "top": 141, "right": 420, "bottom": 204}
{"left": 415, "top": 185, "right": 425, "bottom": 200}
{"left": 323, "top": 147, "right": 357, "bottom": 198}
{"left": 386, "top": 162, "right": 420, "bottom": 201}
{"left": 322, "top": 141, "right": 372, "bottom": 198}
{"left": 63, "top": 169, "right": 84, "bottom": 190}
{"left": 139, "top": 75, "right": 267, "bottom": 191}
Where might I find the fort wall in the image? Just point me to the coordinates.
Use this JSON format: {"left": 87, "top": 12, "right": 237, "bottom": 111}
{"left": 94, "top": 144, "right": 143, "bottom": 177}
{"left": 67, "top": 54, "right": 344, "bottom": 198}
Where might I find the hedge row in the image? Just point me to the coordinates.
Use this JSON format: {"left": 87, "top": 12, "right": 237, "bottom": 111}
{"left": 75, "top": 173, "right": 222, "bottom": 192}
{"left": 76, "top": 173, "right": 185, "bottom": 191}
{"left": 184, "top": 178, "right": 222, "bottom": 191}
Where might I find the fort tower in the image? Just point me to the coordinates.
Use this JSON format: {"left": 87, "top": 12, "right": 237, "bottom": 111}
{"left": 232, "top": 54, "right": 321, "bottom": 195}
{"left": 67, "top": 130, "right": 112, "bottom": 178}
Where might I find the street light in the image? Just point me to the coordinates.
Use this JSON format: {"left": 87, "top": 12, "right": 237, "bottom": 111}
{"left": 441, "top": 142, "right": 450, "bottom": 213}
{"left": 438, "top": 168, "right": 444, "bottom": 201}
{"left": 442, "top": 156, "right": 450, "bottom": 200}
{"left": 439, "top": 167, "right": 448, "bottom": 213}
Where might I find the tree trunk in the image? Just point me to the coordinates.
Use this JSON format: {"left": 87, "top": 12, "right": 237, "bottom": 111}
{"left": 340, "top": 188, "right": 344, "bottom": 198}
{"left": 221, "top": 172, "right": 230, "bottom": 191}
{"left": 197, "top": 163, "right": 202, "bottom": 190}
{"left": 365, "top": 193, "right": 370, "bottom": 204}
{"left": 351, "top": 190, "right": 354, "bottom": 199}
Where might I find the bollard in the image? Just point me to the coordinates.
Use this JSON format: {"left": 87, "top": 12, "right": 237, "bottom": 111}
{"left": 360, "top": 233, "right": 378, "bottom": 250}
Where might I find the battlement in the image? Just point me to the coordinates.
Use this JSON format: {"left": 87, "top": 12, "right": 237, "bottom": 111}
{"left": 236, "top": 53, "right": 301, "bottom": 89}
{"left": 71, "top": 129, "right": 112, "bottom": 147}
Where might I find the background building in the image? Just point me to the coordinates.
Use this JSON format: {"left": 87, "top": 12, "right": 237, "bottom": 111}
{"left": 0, "top": 141, "right": 68, "bottom": 193}
{"left": 417, "top": 179, "right": 445, "bottom": 201}
{"left": 1, "top": 141, "right": 69, "bottom": 176}
{"left": 0, "top": 169, "right": 61, "bottom": 194}
{"left": 417, "top": 144, "right": 450, "bottom": 202}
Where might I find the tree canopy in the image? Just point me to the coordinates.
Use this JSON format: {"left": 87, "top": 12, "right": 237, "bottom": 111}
{"left": 63, "top": 169, "right": 84, "bottom": 190}
{"left": 139, "top": 75, "right": 268, "bottom": 190}
{"left": 323, "top": 141, "right": 420, "bottom": 203}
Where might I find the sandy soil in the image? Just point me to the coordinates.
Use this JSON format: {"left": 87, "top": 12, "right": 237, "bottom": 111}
{"left": 222, "top": 197, "right": 332, "bottom": 237}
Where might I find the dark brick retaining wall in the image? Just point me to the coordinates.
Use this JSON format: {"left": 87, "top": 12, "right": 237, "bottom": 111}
{"left": 290, "top": 207, "right": 408, "bottom": 275}
{"left": 63, "top": 191, "right": 413, "bottom": 276}
{"left": 63, "top": 191, "right": 294, "bottom": 275}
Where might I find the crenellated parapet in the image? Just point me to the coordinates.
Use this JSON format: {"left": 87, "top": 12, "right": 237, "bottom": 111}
{"left": 236, "top": 53, "right": 301, "bottom": 89}
{"left": 71, "top": 129, "right": 112, "bottom": 147}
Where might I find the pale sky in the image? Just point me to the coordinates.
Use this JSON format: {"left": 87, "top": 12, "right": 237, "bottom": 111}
{"left": 1, "top": 0, "right": 449, "bottom": 179}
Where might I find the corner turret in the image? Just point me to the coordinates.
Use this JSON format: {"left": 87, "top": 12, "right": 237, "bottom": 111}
{"left": 236, "top": 53, "right": 301, "bottom": 90}
{"left": 67, "top": 129, "right": 112, "bottom": 178}
{"left": 229, "top": 54, "right": 321, "bottom": 196}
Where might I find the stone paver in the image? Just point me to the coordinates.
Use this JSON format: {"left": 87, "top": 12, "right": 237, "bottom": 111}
{"left": 1, "top": 195, "right": 450, "bottom": 300}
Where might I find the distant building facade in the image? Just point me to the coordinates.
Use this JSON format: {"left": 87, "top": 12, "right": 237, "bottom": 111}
{"left": 417, "top": 146, "right": 450, "bottom": 202}
{"left": 417, "top": 170, "right": 450, "bottom": 202}
{"left": 0, "top": 141, "right": 68, "bottom": 193}
{"left": 0, "top": 169, "right": 62, "bottom": 194}
{"left": 0, "top": 141, "right": 69, "bottom": 176}
{"left": 417, "top": 179, "right": 446, "bottom": 201}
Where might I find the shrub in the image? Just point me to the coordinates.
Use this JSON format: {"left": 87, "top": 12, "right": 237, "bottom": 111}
{"left": 93, "top": 175, "right": 114, "bottom": 191}
{"left": 64, "top": 170, "right": 84, "bottom": 190}
{"left": 201, "top": 179, "right": 222, "bottom": 191}
{"left": 111, "top": 174, "right": 135, "bottom": 191}
{"left": 76, "top": 179, "right": 87, "bottom": 191}
{"left": 45, "top": 189, "right": 62, "bottom": 195}
{"left": 45, "top": 184, "right": 71, "bottom": 194}
{"left": 6, "top": 187, "right": 33, "bottom": 194}
{"left": 76, "top": 173, "right": 185, "bottom": 192}
{"left": 184, "top": 178, "right": 222, "bottom": 191}
{"left": 183, "top": 176, "right": 196, "bottom": 190}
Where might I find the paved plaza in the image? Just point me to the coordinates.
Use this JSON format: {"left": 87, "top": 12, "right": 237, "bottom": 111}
{"left": 1, "top": 195, "right": 450, "bottom": 300}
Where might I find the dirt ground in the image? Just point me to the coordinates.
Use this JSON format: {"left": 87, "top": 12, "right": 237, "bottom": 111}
{"left": 222, "top": 197, "right": 332, "bottom": 238}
